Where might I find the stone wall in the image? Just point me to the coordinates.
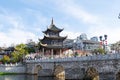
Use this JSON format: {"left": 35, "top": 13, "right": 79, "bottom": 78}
{"left": 0, "top": 64, "right": 26, "bottom": 73}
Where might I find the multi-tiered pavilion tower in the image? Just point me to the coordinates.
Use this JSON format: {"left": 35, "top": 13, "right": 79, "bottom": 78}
{"left": 39, "top": 19, "right": 67, "bottom": 58}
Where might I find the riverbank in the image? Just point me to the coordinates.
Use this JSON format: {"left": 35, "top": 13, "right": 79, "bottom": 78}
{"left": 0, "top": 72, "right": 18, "bottom": 75}
{"left": 0, "top": 63, "right": 26, "bottom": 74}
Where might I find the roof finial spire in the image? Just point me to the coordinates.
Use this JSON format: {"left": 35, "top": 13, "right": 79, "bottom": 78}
{"left": 51, "top": 17, "right": 54, "bottom": 25}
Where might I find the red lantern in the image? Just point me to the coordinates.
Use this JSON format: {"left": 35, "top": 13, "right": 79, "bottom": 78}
{"left": 100, "top": 41, "right": 103, "bottom": 45}
{"left": 105, "top": 40, "right": 107, "bottom": 45}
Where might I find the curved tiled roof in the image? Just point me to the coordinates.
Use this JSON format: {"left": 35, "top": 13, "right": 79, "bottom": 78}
{"left": 43, "top": 18, "right": 63, "bottom": 33}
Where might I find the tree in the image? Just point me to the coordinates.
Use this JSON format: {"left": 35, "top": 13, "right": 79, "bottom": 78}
{"left": 11, "top": 51, "right": 19, "bottom": 63}
{"left": 11, "top": 43, "right": 29, "bottom": 62}
{"left": 92, "top": 48, "right": 105, "bottom": 54}
{"left": 97, "top": 48, "right": 105, "bottom": 54}
{"left": 25, "top": 47, "right": 35, "bottom": 53}
{"left": 1, "top": 55, "right": 10, "bottom": 64}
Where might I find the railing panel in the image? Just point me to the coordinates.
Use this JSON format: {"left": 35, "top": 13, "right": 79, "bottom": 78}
{"left": 25, "top": 53, "right": 120, "bottom": 63}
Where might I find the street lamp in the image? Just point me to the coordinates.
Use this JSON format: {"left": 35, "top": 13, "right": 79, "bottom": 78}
{"left": 99, "top": 35, "right": 107, "bottom": 53}
{"left": 118, "top": 13, "right": 120, "bottom": 19}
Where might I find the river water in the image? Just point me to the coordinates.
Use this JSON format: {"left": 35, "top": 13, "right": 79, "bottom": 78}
{"left": 0, "top": 74, "right": 115, "bottom": 80}
{"left": 0, "top": 75, "right": 65, "bottom": 80}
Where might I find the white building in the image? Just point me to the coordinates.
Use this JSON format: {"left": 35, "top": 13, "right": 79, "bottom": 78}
{"left": 63, "top": 33, "right": 100, "bottom": 52}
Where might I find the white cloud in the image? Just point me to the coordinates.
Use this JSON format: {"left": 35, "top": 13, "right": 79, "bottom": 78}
{"left": 0, "top": 10, "right": 25, "bottom": 30}
{"left": 0, "top": 0, "right": 120, "bottom": 47}
{"left": 6, "top": 16, "right": 25, "bottom": 29}
{"left": 0, "top": 8, "right": 39, "bottom": 47}
{"left": 88, "top": 25, "right": 120, "bottom": 44}
{"left": 54, "top": 0, "right": 99, "bottom": 25}
{"left": 0, "top": 29, "right": 38, "bottom": 47}
{"left": 53, "top": 0, "right": 120, "bottom": 44}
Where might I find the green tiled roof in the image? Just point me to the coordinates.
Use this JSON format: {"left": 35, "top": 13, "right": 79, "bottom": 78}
{"left": 48, "top": 24, "right": 62, "bottom": 31}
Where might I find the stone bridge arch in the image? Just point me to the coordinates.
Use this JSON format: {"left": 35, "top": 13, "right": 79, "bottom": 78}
{"left": 64, "top": 63, "right": 85, "bottom": 79}
{"left": 54, "top": 65, "right": 65, "bottom": 78}
{"left": 34, "top": 65, "right": 42, "bottom": 75}
{"left": 116, "top": 70, "right": 120, "bottom": 80}
{"left": 83, "top": 67, "right": 99, "bottom": 80}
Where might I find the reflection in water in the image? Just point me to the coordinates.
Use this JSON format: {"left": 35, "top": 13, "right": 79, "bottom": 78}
{"left": 0, "top": 75, "right": 26, "bottom": 80}
{"left": 54, "top": 77, "right": 65, "bottom": 80}
{"left": 0, "top": 75, "right": 65, "bottom": 80}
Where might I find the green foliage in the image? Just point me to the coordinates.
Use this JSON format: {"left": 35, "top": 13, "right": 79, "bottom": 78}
{"left": 92, "top": 48, "right": 105, "bottom": 54}
{"left": 98, "top": 48, "right": 105, "bottom": 54}
{"left": 25, "top": 47, "right": 35, "bottom": 53}
{"left": 15, "top": 43, "right": 28, "bottom": 55}
{"left": 11, "top": 43, "right": 29, "bottom": 63}
{"left": 1, "top": 55, "right": 10, "bottom": 64}
{"left": 0, "top": 43, "right": 31, "bottom": 64}
{"left": 11, "top": 52, "right": 19, "bottom": 63}
{"left": 0, "top": 72, "right": 17, "bottom": 75}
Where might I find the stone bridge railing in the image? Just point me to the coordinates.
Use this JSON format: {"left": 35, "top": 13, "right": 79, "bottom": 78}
{"left": 25, "top": 53, "right": 120, "bottom": 63}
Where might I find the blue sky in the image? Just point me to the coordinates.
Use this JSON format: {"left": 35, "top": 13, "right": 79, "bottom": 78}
{"left": 0, "top": 0, "right": 120, "bottom": 47}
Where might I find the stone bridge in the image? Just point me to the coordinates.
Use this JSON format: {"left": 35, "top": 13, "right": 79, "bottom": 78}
{"left": 25, "top": 53, "right": 120, "bottom": 80}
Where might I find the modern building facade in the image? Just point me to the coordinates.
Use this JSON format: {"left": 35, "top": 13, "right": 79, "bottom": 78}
{"left": 63, "top": 33, "right": 100, "bottom": 53}
{"left": 90, "top": 36, "right": 98, "bottom": 42}
{"left": 82, "top": 40, "right": 100, "bottom": 52}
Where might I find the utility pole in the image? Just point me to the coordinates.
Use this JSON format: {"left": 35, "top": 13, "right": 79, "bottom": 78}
{"left": 99, "top": 35, "right": 107, "bottom": 53}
